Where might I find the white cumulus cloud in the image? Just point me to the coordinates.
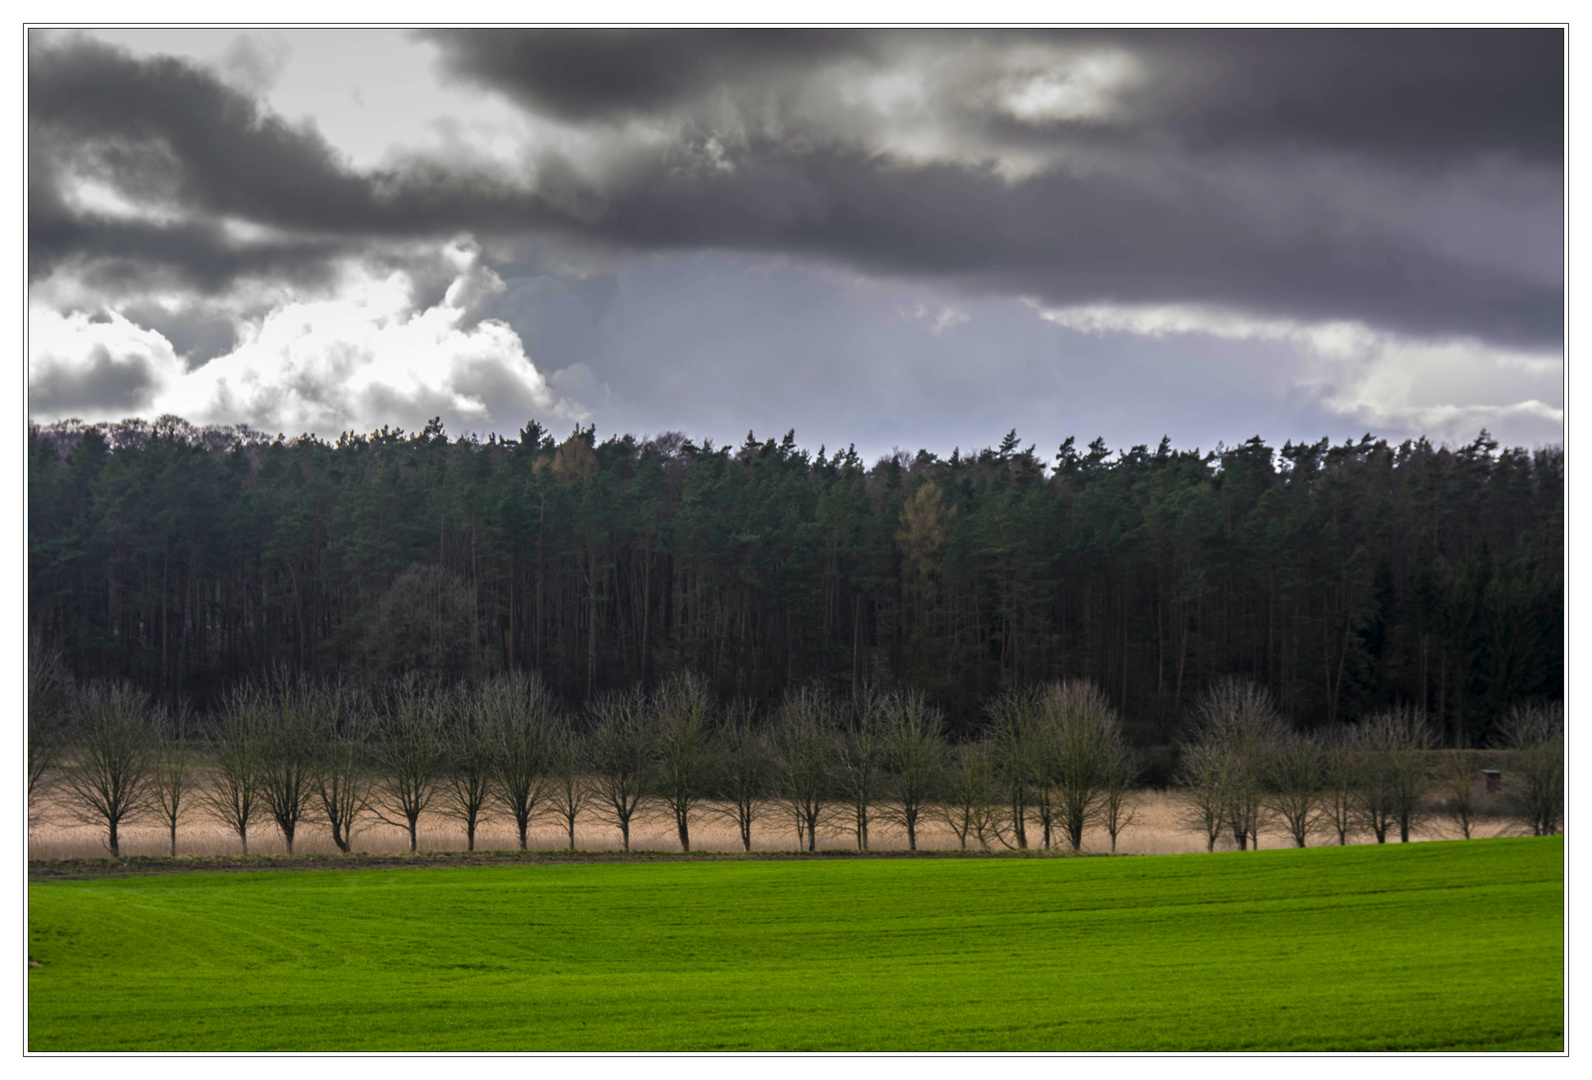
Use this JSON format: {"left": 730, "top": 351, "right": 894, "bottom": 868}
{"left": 29, "top": 239, "right": 589, "bottom": 439}
{"left": 29, "top": 307, "right": 189, "bottom": 419}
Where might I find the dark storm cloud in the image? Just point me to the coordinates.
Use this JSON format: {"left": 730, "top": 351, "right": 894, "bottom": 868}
{"left": 419, "top": 29, "right": 877, "bottom": 123}
{"left": 30, "top": 38, "right": 375, "bottom": 228}
{"left": 423, "top": 28, "right": 1562, "bottom": 162}
{"left": 420, "top": 27, "right": 1561, "bottom": 348}
{"left": 28, "top": 34, "right": 560, "bottom": 288}
{"left": 29, "top": 343, "right": 158, "bottom": 414}
{"left": 29, "top": 192, "right": 347, "bottom": 297}
{"left": 30, "top": 29, "right": 1563, "bottom": 349}
{"left": 119, "top": 302, "right": 238, "bottom": 366}
{"left": 1083, "top": 28, "right": 1559, "bottom": 162}
{"left": 542, "top": 141, "right": 1558, "bottom": 347}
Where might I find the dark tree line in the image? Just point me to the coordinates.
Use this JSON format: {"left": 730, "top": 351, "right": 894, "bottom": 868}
{"left": 29, "top": 415, "right": 1561, "bottom": 747}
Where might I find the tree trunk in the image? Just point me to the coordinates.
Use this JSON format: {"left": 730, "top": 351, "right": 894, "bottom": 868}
{"left": 1175, "top": 618, "right": 1190, "bottom": 712}
{"left": 109, "top": 819, "right": 121, "bottom": 858}
{"left": 640, "top": 548, "right": 651, "bottom": 685}
{"left": 587, "top": 549, "right": 598, "bottom": 699}
{"left": 536, "top": 495, "right": 546, "bottom": 674}
{"left": 161, "top": 544, "right": 169, "bottom": 693}
{"left": 507, "top": 541, "right": 515, "bottom": 678}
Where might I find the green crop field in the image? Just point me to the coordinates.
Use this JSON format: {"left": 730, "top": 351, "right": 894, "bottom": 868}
{"left": 28, "top": 837, "right": 1562, "bottom": 1052}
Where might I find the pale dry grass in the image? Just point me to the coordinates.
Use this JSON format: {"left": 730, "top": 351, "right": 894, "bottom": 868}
{"left": 27, "top": 783, "right": 1524, "bottom": 860}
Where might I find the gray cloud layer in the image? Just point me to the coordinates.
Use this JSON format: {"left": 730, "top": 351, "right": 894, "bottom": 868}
{"left": 31, "top": 29, "right": 1562, "bottom": 349}
{"left": 30, "top": 342, "right": 157, "bottom": 415}
{"left": 27, "top": 29, "right": 1564, "bottom": 456}
{"left": 424, "top": 29, "right": 1561, "bottom": 161}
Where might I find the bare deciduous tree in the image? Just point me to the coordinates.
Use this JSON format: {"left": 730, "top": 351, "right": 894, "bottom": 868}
{"left": 547, "top": 722, "right": 591, "bottom": 851}
{"left": 202, "top": 685, "right": 266, "bottom": 855}
{"left": 61, "top": 682, "right": 155, "bottom": 858}
{"left": 1500, "top": 701, "right": 1563, "bottom": 836}
{"left": 1099, "top": 734, "right": 1141, "bottom": 855}
{"left": 314, "top": 683, "right": 371, "bottom": 854}
{"left": 255, "top": 671, "right": 320, "bottom": 855}
{"left": 1038, "top": 680, "right": 1123, "bottom": 853}
{"left": 1176, "top": 743, "right": 1230, "bottom": 852}
{"left": 985, "top": 688, "right": 1038, "bottom": 850}
{"left": 835, "top": 691, "right": 886, "bottom": 851}
{"left": 149, "top": 705, "right": 194, "bottom": 857}
{"left": 1190, "top": 679, "right": 1287, "bottom": 850}
{"left": 1320, "top": 728, "right": 1357, "bottom": 845}
{"left": 941, "top": 742, "right": 999, "bottom": 851}
{"left": 711, "top": 700, "right": 770, "bottom": 852}
{"left": 371, "top": 676, "right": 444, "bottom": 853}
{"left": 589, "top": 688, "right": 653, "bottom": 852}
{"left": 484, "top": 673, "right": 558, "bottom": 851}
{"left": 1265, "top": 732, "right": 1324, "bottom": 848}
{"left": 1353, "top": 708, "right": 1431, "bottom": 843}
{"left": 437, "top": 684, "right": 496, "bottom": 852}
{"left": 652, "top": 673, "right": 713, "bottom": 852}
{"left": 878, "top": 690, "right": 945, "bottom": 852}
{"left": 771, "top": 685, "right": 834, "bottom": 852}
{"left": 1437, "top": 750, "right": 1484, "bottom": 840}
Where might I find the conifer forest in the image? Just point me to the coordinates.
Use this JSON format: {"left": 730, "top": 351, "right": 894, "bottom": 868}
{"left": 28, "top": 415, "right": 1561, "bottom": 750}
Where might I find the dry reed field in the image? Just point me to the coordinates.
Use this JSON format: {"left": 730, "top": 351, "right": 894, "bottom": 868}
{"left": 27, "top": 784, "right": 1522, "bottom": 860}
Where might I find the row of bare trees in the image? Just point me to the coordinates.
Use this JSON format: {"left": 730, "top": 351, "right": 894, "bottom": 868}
{"left": 30, "top": 656, "right": 1139, "bottom": 857}
{"left": 1176, "top": 679, "right": 1564, "bottom": 851}
{"left": 30, "top": 648, "right": 1562, "bottom": 859}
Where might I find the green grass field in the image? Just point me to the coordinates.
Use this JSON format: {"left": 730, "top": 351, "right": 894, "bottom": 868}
{"left": 28, "top": 837, "right": 1562, "bottom": 1051}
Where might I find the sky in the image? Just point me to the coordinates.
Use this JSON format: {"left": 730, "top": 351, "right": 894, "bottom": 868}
{"left": 26, "top": 26, "right": 1565, "bottom": 462}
